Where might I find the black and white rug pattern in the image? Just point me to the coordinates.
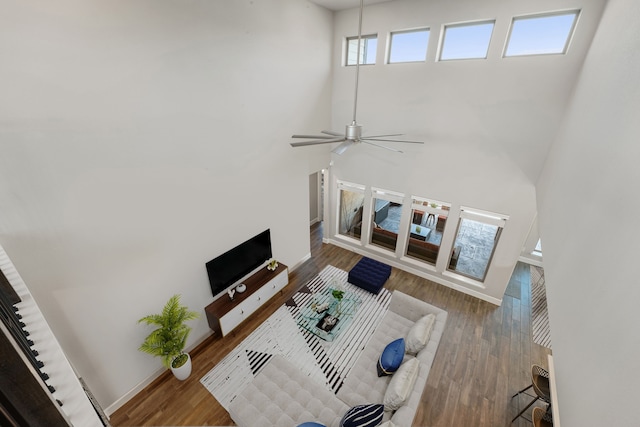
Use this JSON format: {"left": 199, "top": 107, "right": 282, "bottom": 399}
{"left": 200, "top": 265, "right": 392, "bottom": 410}
{"left": 531, "top": 265, "right": 552, "bottom": 349}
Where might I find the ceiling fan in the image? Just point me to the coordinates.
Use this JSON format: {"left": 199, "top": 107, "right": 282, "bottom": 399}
{"left": 291, "top": 0, "right": 424, "bottom": 155}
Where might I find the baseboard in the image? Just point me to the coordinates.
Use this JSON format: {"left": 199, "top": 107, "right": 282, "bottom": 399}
{"left": 327, "top": 238, "right": 503, "bottom": 306}
{"left": 104, "top": 331, "right": 214, "bottom": 416}
{"left": 106, "top": 253, "right": 312, "bottom": 417}
{"left": 290, "top": 252, "right": 311, "bottom": 272}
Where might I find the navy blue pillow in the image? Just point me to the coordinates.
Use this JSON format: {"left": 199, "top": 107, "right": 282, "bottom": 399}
{"left": 340, "top": 404, "right": 384, "bottom": 427}
{"left": 377, "top": 338, "right": 405, "bottom": 377}
{"left": 297, "top": 423, "right": 326, "bottom": 427}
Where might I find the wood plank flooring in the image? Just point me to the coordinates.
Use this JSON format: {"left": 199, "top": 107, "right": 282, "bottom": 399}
{"left": 109, "top": 223, "right": 551, "bottom": 426}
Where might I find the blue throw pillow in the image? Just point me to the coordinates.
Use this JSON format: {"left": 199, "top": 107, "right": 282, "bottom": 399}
{"left": 297, "top": 423, "right": 326, "bottom": 427}
{"left": 340, "top": 404, "right": 384, "bottom": 427}
{"left": 377, "top": 338, "right": 405, "bottom": 377}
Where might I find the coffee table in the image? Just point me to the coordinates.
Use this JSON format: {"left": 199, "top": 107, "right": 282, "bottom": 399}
{"left": 410, "top": 224, "right": 431, "bottom": 241}
{"left": 297, "top": 287, "right": 362, "bottom": 342}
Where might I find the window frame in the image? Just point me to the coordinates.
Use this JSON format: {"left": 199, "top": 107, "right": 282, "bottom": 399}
{"left": 345, "top": 34, "right": 378, "bottom": 66}
{"left": 447, "top": 207, "right": 508, "bottom": 282}
{"left": 438, "top": 19, "right": 496, "bottom": 61}
{"left": 404, "top": 196, "right": 451, "bottom": 265}
{"left": 387, "top": 27, "right": 431, "bottom": 64}
{"left": 503, "top": 10, "right": 581, "bottom": 57}
{"left": 368, "top": 187, "right": 405, "bottom": 253}
{"left": 336, "top": 180, "right": 366, "bottom": 241}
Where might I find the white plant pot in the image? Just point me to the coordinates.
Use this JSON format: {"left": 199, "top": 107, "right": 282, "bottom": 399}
{"left": 170, "top": 353, "right": 192, "bottom": 381}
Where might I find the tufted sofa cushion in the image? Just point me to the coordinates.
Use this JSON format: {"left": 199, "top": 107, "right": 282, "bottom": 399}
{"left": 229, "top": 355, "right": 348, "bottom": 427}
{"left": 337, "top": 291, "right": 447, "bottom": 426}
{"left": 336, "top": 310, "right": 413, "bottom": 408}
{"left": 229, "top": 291, "right": 447, "bottom": 427}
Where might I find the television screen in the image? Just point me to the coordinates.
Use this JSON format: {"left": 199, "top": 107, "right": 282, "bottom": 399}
{"left": 206, "top": 229, "right": 272, "bottom": 298}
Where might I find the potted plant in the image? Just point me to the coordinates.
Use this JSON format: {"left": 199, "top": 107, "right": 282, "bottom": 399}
{"left": 138, "top": 294, "right": 199, "bottom": 380}
{"left": 332, "top": 288, "right": 344, "bottom": 315}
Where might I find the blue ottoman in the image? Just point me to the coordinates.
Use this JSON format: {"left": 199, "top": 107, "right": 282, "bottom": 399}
{"left": 348, "top": 257, "right": 391, "bottom": 294}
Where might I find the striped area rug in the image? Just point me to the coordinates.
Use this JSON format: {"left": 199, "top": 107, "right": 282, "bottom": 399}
{"left": 200, "top": 265, "right": 392, "bottom": 410}
{"left": 530, "top": 265, "right": 552, "bottom": 349}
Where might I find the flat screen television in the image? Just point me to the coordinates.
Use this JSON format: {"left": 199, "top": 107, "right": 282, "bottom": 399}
{"left": 206, "top": 229, "right": 272, "bottom": 298}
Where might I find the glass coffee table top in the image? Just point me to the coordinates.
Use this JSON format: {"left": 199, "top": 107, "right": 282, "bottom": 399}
{"left": 297, "top": 287, "right": 362, "bottom": 342}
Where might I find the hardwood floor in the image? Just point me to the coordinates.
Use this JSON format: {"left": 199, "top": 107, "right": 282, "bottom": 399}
{"left": 110, "top": 223, "right": 551, "bottom": 426}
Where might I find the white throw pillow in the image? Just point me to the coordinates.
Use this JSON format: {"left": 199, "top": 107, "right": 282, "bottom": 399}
{"left": 383, "top": 357, "right": 420, "bottom": 411}
{"left": 405, "top": 313, "right": 436, "bottom": 355}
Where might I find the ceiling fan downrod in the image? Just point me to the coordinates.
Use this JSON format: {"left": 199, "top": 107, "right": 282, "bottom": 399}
{"left": 352, "top": 0, "right": 365, "bottom": 124}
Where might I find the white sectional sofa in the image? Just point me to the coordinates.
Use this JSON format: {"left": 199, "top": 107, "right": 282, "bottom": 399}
{"left": 228, "top": 290, "right": 447, "bottom": 427}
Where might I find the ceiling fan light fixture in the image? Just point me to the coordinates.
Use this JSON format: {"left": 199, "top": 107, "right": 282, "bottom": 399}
{"left": 346, "top": 121, "right": 362, "bottom": 141}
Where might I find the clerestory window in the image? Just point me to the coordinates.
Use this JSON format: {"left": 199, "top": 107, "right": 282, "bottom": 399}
{"left": 346, "top": 34, "right": 378, "bottom": 66}
{"left": 388, "top": 28, "right": 430, "bottom": 64}
{"left": 439, "top": 20, "right": 495, "bottom": 61}
{"left": 505, "top": 10, "right": 580, "bottom": 57}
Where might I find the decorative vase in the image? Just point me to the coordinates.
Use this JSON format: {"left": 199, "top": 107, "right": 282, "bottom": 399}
{"left": 170, "top": 353, "right": 192, "bottom": 381}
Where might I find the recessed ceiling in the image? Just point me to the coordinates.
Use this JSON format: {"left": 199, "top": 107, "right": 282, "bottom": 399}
{"left": 309, "top": 0, "right": 395, "bottom": 11}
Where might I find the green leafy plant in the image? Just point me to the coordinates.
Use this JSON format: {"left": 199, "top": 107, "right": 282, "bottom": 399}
{"left": 138, "top": 294, "right": 199, "bottom": 369}
{"left": 332, "top": 289, "right": 344, "bottom": 301}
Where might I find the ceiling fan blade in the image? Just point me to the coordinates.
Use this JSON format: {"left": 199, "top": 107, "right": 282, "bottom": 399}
{"left": 362, "top": 140, "right": 403, "bottom": 153}
{"left": 332, "top": 140, "right": 356, "bottom": 155}
{"left": 321, "top": 130, "right": 343, "bottom": 137}
{"left": 291, "top": 137, "right": 345, "bottom": 147}
{"left": 362, "top": 137, "right": 425, "bottom": 144}
{"left": 362, "top": 133, "right": 403, "bottom": 138}
{"left": 292, "top": 134, "right": 338, "bottom": 139}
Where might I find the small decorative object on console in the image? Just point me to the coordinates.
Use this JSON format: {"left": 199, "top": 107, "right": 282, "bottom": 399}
{"left": 236, "top": 283, "right": 247, "bottom": 293}
{"left": 267, "top": 258, "right": 279, "bottom": 271}
{"left": 227, "top": 288, "right": 236, "bottom": 300}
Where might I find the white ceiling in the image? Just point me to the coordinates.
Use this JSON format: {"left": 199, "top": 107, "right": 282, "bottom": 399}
{"left": 309, "top": 0, "right": 395, "bottom": 11}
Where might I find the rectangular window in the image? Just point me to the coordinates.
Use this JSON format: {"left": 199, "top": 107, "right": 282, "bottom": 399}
{"left": 405, "top": 197, "right": 450, "bottom": 265}
{"left": 346, "top": 34, "right": 378, "bottom": 66}
{"left": 388, "top": 28, "right": 430, "bottom": 63}
{"left": 439, "top": 20, "right": 495, "bottom": 61}
{"left": 505, "top": 10, "right": 580, "bottom": 57}
{"left": 370, "top": 188, "right": 404, "bottom": 252}
{"left": 337, "top": 181, "right": 365, "bottom": 240}
{"left": 448, "top": 208, "right": 507, "bottom": 282}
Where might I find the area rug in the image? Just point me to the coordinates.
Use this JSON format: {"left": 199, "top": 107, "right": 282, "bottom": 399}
{"left": 530, "top": 265, "right": 552, "bottom": 349}
{"left": 200, "top": 265, "right": 392, "bottom": 410}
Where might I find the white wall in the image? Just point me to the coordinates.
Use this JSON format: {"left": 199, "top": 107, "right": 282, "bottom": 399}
{"left": 0, "top": 0, "right": 332, "bottom": 409}
{"left": 536, "top": 0, "right": 640, "bottom": 424}
{"left": 323, "top": 0, "right": 597, "bottom": 302}
{"left": 331, "top": 0, "right": 606, "bottom": 182}
{"left": 326, "top": 136, "right": 537, "bottom": 304}
{"left": 518, "top": 215, "right": 543, "bottom": 267}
